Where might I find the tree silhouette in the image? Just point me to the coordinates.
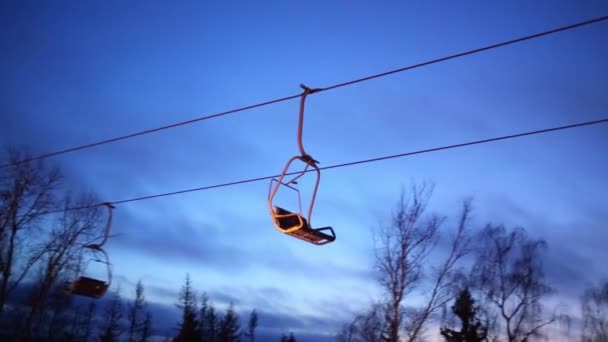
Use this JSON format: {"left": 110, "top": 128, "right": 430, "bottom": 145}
{"left": 372, "top": 184, "right": 473, "bottom": 341}
{"left": 472, "top": 225, "right": 555, "bottom": 341}
{"left": 174, "top": 274, "right": 200, "bottom": 342}
{"left": 0, "top": 148, "right": 62, "bottom": 318}
{"left": 128, "top": 280, "right": 146, "bottom": 342}
{"left": 244, "top": 309, "right": 258, "bottom": 342}
{"left": 58, "top": 300, "right": 96, "bottom": 341}
{"left": 99, "top": 288, "right": 124, "bottom": 342}
{"left": 336, "top": 320, "right": 358, "bottom": 342}
{"left": 79, "top": 301, "right": 97, "bottom": 340}
{"left": 218, "top": 302, "right": 240, "bottom": 342}
{"left": 140, "top": 311, "right": 153, "bottom": 342}
{"left": 336, "top": 302, "right": 385, "bottom": 342}
{"left": 45, "top": 284, "right": 74, "bottom": 340}
{"left": 0, "top": 146, "right": 581, "bottom": 342}
{"left": 281, "top": 332, "right": 296, "bottom": 342}
{"left": 581, "top": 280, "right": 608, "bottom": 342}
{"left": 200, "top": 294, "right": 218, "bottom": 342}
{"left": 19, "top": 193, "right": 102, "bottom": 339}
{"left": 439, "top": 288, "right": 487, "bottom": 342}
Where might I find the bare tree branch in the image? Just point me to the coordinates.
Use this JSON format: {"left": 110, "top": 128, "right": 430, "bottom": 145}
{"left": 405, "top": 198, "right": 474, "bottom": 342}
{"left": 581, "top": 280, "right": 608, "bottom": 342}
{"left": 471, "top": 225, "right": 556, "bottom": 342}
{"left": 17, "top": 192, "right": 103, "bottom": 340}
{"left": 0, "top": 147, "right": 62, "bottom": 317}
{"left": 368, "top": 183, "right": 475, "bottom": 342}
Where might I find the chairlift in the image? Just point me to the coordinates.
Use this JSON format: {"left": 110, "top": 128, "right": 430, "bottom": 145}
{"left": 267, "top": 84, "right": 336, "bottom": 245}
{"left": 66, "top": 249, "right": 112, "bottom": 299}
{"left": 65, "top": 202, "right": 115, "bottom": 298}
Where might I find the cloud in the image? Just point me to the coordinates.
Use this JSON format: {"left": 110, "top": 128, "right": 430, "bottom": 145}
{"left": 467, "top": 192, "right": 608, "bottom": 305}
{"left": 123, "top": 286, "right": 341, "bottom": 341}
{"left": 4, "top": 280, "right": 337, "bottom": 341}
{"left": 109, "top": 206, "right": 374, "bottom": 284}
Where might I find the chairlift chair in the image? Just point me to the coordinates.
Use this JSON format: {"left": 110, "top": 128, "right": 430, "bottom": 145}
{"left": 65, "top": 249, "right": 112, "bottom": 298}
{"left": 267, "top": 84, "right": 336, "bottom": 245}
{"left": 269, "top": 176, "right": 336, "bottom": 245}
{"left": 65, "top": 202, "right": 115, "bottom": 298}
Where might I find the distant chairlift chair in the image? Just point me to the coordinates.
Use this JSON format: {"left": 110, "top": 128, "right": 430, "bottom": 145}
{"left": 65, "top": 202, "right": 115, "bottom": 298}
{"left": 66, "top": 249, "right": 112, "bottom": 298}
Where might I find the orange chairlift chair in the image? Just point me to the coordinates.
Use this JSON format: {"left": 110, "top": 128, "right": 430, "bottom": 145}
{"left": 267, "top": 84, "right": 336, "bottom": 245}
{"left": 65, "top": 202, "right": 114, "bottom": 299}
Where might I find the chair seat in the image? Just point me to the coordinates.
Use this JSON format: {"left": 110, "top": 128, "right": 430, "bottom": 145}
{"left": 67, "top": 276, "right": 109, "bottom": 298}
{"left": 287, "top": 226, "right": 335, "bottom": 245}
{"left": 273, "top": 206, "right": 336, "bottom": 245}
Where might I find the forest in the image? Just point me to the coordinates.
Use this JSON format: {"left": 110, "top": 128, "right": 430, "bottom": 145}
{"left": 1, "top": 146, "right": 606, "bottom": 342}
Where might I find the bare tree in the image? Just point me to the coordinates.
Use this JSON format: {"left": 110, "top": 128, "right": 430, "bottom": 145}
{"left": 374, "top": 184, "right": 439, "bottom": 341}
{"left": 372, "top": 184, "right": 473, "bottom": 342}
{"left": 581, "top": 280, "right": 608, "bottom": 342}
{"left": 0, "top": 148, "right": 62, "bottom": 316}
{"left": 80, "top": 301, "right": 97, "bottom": 340}
{"left": 336, "top": 303, "right": 386, "bottom": 342}
{"left": 17, "top": 193, "right": 103, "bottom": 339}
{"left": 471, "top": 225, "right": 556, "bottom": 342}
{"left": 336, "top": 320, "right": 358, "bottom": 342}
{"left": 404, "top": 199, "right": 473, "bottom": 341}
{"left": 45, "top": 283, "right": 75, "bottom": 340}
{"left": 66, "top": 300, "right": 84, "bottom": 341}
{"left": 358, "top": 304, "right": 386, "bottom": 342}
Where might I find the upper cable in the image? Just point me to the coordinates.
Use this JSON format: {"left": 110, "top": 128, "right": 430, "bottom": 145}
{"left": 3, "top": 15, "right": 607, "bottom": 168}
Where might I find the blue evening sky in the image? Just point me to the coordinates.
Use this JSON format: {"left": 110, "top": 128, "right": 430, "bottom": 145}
{"left": 1, "top": 1, "right": 607, "bottom": 340}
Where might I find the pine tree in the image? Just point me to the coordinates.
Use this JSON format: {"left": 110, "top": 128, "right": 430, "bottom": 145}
{"left": 173, "top": 274, "right": 200, "bottom": 342}
{"left": 46, "top": 286, "right": 74, "bottom": 340}
{"left": 129, "top": 280, "right": 146, "bottom": 342}
{"left": 81, "top": 301, "right": 97, "bottom": 340}
{"left": 139, "top": 311, "right": 153, "bottom": 342}
{"left": 202, "top": 300, "right": 218, "bottom": 342}
{"left": 244, "top": 309, "right": 258, "bottom": 342}
{"left": 218, "top": 303, "right": 240, "bottom": 342}
{"left": 199, "top": 293, "right": 208, "bottom": 339}
{"left": 280, "top": 332, "right": 296, "bottom": 342}
{"left": 100, "top": 289, "right": 124, "bottom": 342}
{"left": 440, "top": 288, "right": 488, "bottom": 342}
{"left": 199, "top": 293, "right": 218, "bottom": 342}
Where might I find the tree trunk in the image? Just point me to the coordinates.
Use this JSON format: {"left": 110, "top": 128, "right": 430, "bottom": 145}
{"left": 0, "top": 223, "right": 17, "bottom": 317}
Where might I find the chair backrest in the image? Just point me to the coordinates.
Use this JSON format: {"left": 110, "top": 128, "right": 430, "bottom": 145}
{"left": 273, "top": 206, "right": 291, "bottom": 216}
{"left": 273, "top": 206, "right": 308, "bottom": 230}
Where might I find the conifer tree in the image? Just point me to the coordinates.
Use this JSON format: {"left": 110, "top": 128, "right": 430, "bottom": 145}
{"left": 199, "top": 293, "right": 208, "bottom": 339}
{"left": 129, "top": 280, "right": 146, "bottom": 342}
{"left": 244, "top": 309, "right": 258, "bottom": 342}
{"left": 81, "top": 301, "right": 97, "bottom": 340}
{"left": 100, "top": 289, "right": 124, "bottom": 342}
{"left": 140, "top": 311, "right": 153, "bottom": 342}
{"left": 280, "top": 332, "right": 296, "bottom": 342}
{"left": 173, "top": 274, "right": 200, "bottom": 342}
{"left": 218, "top": 303, "right": 240, "bottom": 342}
{"left": 440, "top": 288, "right": 488, "bottom": 342}
{"left": 203, "top": 299, "right": 218, "bottom": 342}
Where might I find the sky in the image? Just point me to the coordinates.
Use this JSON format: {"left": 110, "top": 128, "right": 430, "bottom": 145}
{"left": 1, "top": 0, "right": 607, "bottom": 340}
